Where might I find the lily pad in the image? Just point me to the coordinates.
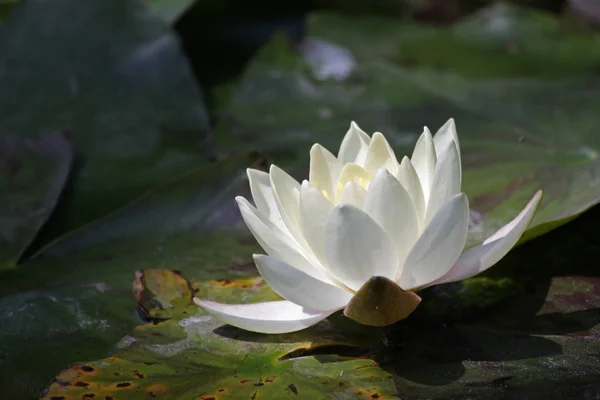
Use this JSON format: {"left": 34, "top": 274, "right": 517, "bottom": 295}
{"left": 42, "top": 207, "right": 600, "bottom": 399}
{"left": 215, "top": 5, "right": 600, "bottom": 247}
{"left": 0, "top": 132, "right": 72, "bottom": 269}
{"left": 0, "top": 153, "right": 264, "bottom": 399}
{"left": 0, "top": 0, "right": 211, "bottom": 239}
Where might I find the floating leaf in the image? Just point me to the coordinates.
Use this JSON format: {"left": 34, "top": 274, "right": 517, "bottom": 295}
{"left": 0, "top": 132, "right": 72, "bottom": 268}
{"left": 0, "top": 0, "right": 211, "bottom": 239}
{"left": 43, "top": 206, "right": 600, "bottom": 399}
{"left": 216, "top": 5, "right": 600, "bottom": 247}
{"left": 0, "top": 153, "right": 264, "bottom": 398}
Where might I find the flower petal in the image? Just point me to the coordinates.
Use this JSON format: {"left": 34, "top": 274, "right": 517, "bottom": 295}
{"left": 399, "top": 193, "right": 469, "bottom": 290}
{"left": 433, "top": 118, "right": 461, "bottom": 182}
{"left": 433, "top": 190, "right": 542, "bottom": 285}
{"left": 269, "top": 165, "right": 308, "bottom": 248}
{"left": 396, "top": 156, "right": 426, "bottom": 228}
{"left": 309, "top": 144, "right": 343, "bottom": 202}
{"left": 254, "top": 254, "right": 353, "bottom": 311}
{"left": 365, "top": 169, "right": 420, "bottom": 272}
{"left": 247, "top": 168, "right": 286, "bottom": 231}
{"left": 364, "top": 132, "right": 399, "bottom": 175}
{"left": 424, "top": 139, "right": 461, "bottom": 227}
{"left": 299, "top": 181, "right": 334, "bottom": 263}
{"left": 325, "top": 204, "right": 399, "bottom": 290}
{"left": 338, "top": 181, "right": 367, "bottom": 209}
{"left": 338, "top": 121, "right": 371, "bottom": 165}
{"left": 411, "top": 127, "right": 437, "bottom": 204}
{"left": 337, "top": 163, "right": 372, "bottom": 193}
{"left": 195, "top": 299, "right": 332, "bottom": 334}
{"left": 236, "top": 196, "right": 330, "bottom": 282}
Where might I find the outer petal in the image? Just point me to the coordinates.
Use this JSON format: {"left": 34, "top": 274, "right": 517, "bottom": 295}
{"left": 269, "top": 165, "right": 308, "bottom": 248}
{"left": 364, "top": 132, "right": 399, "bottom": 175}
{"left": 309, "top": 144, "right": 343, "bottom": 202}
{"left": 338, "top": 181, "right": 367, "bottom": 209}
{"left": 433, "top": 190, "right": 542, "bottom": 285}
{"left": 338, "top": 121, "right": 371, "bottom": 165}
{"left": 433, "top": 118, "right": 461, "bottom": 182}
{"left": 236, "top": 196, "right": 330, "bottom": 282}
{"left": 247, "top": 168, "right": 286, "bottom": 231}
{"left": 325, "top": 204, "right": 399, "bottom": 290}
{"left": 411, "top": 127, "right": 437, "bottom": 204}
{"left": 195, "top": 299, "right": 333, "bottom": 334}
{"left": 299, "top": 181, "right": 334, "bottom": 263}
{"left": 399, "top": 193, "right": 469, "bottom": 290}
{"left": 365, "top": 169, "right": 420, "bottom": 271}
{"left": 254, "top": 255, "right": 353, "bottom": 311}
{"left": 396, "top": 156, "right": 426, "bottom": 228}
{"left": 424, "top": 140, "right": 461, "bottom": 227}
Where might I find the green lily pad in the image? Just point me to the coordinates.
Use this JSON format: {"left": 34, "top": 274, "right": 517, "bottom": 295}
{"left": 42, "top": 204, "right": 600, "bottom": 399}
{"left": 0, "top": 132, "right": 72, "bottom": 269}
{"left": 0, "top": 153, "right": 264, "bottom": 399}
{"left": 215, "top": 5, "right": 600, "bottom": 247}
{"left": 0, "top": 0, "right": 211, "bottom": 239}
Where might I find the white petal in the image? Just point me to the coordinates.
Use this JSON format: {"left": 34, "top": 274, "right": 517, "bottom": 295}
{"left": 309, "top": 144, "right": 343, "bottom": 202}
{"left": 236, "top": 196, "right": 330, "bottom": 282}
{"left": 433, "top": 118, "right": 461, "bottom": 182}
{"left": 364, "top": 169, "right": 420, "bottom": 274}
{"left": 411, "top": 127, "right": 437, "bottom": 204}
{"left": 338, "top": 181, "right": 367, "bottom": 209}
{"left": 399, "top": 193, "right": 469, "bottom": 290}
{"left": 433, "top": 190, "right": 542, "bottom": 285}
{"left": 325, "top": 204, "right": 399, "bottom": 290}
{"left": 396, "top": 156, "right": 426, "bottom": 228}
{"left": 337, "top": 163, "right": 372, "bottom": 192}
{"left": 269, "top": 165, "right": 307, "bottom": 247}
{"left": 424, "top": 140, "right": 461, "bottom": 227}
{"left": 195, "top": 299, "right": 332, "bottom": 334}
{"left": 364, "top": 132, "right": 399, "bottom": 175}
{"left": 299, "top": 181, "right": 334, "bottom": 263}
{"left": 338, "top": 121, "right": 371, "bottom": 165}
{"left": 254, "top": 255, "right": 353, "bottom": 311}
{"left": 247, "top": 168, "right": 286, "bottom": 231}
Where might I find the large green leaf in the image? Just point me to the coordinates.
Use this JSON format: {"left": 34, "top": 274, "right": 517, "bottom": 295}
{"left": 215, "top": 4, "right": 600, "bottom": 246}
{"left": 0, "top": 132, "right": 72, "bottom": 269}
{"left": 0, "top": 153, "right": 264, "bottom": 399}
{"left": 41, "top": 208, "right": 600, "bottom": 399}
{"left": 0, "top": 0, "right": 211, "bottom": 239}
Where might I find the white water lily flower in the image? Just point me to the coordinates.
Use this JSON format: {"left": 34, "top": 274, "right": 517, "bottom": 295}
{"left": 195, "top": 119, "right": 543, "bottom": 334}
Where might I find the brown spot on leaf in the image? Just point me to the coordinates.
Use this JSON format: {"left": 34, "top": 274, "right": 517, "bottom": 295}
{"left": 81, "top": 365, "right": 94, "bottom": 372}
{"left": 116, "top": 382, "right": 132, "bottom": 388}
{"left": 50, "top": 397, "right": 65, "bottom": 400}
{"left": 74, "top": 381, "right": 89, "bottom": 387}
{"left": 83, "top": 394, "right": 96, "bottom": 399}
{"left": 251, "top": 391, "right": 258, "bottom": 400}
{"left": 133, "top": 370, "right": 145, "bottom": 379}
{"left": 371, "top": 394, "right": 380, "bottom": 399}
{"left": 264, "top": 376, "right": 276, "bottom": 383}
{"left": 240, "top": 379, "right": 252, "bottom": 384}
{"left": 288, "top": 384, "right": 298, "bottom": 395}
